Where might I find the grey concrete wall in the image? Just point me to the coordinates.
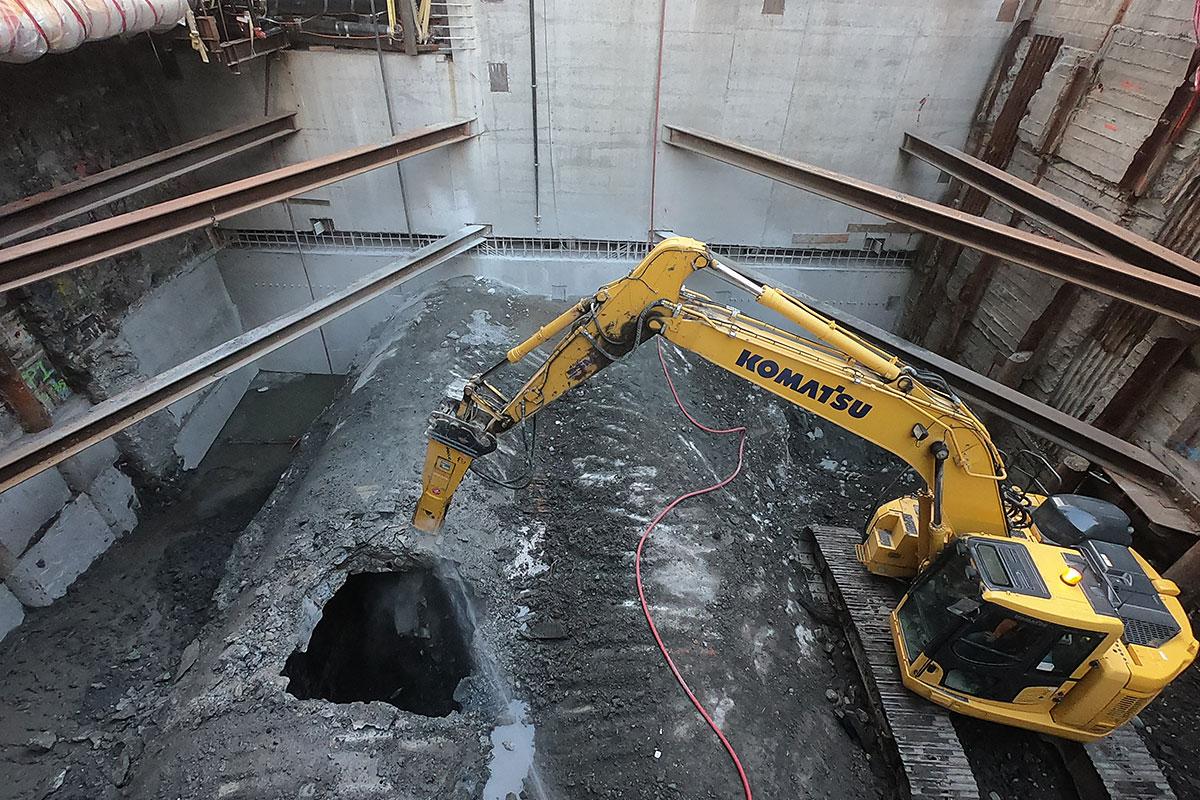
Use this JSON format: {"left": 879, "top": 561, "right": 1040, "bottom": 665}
{"left": 0, "top": 254, "right": 256, "bottom": 641}
{"left": 216, "top": 245, "right": 911, "bottom": 374}
{"left": 165, "top": 0, "right": 1012, "bottom": 244}
{"left": 116, "top": 255, "right": 257, "bottom": 469}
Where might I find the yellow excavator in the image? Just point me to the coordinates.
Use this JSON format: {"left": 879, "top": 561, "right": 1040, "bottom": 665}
{"left": 411, "top": 236, "right": 1196, "bottom": 742}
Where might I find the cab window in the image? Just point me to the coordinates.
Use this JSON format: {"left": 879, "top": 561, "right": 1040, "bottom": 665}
{"left": 1034, "top": 630, "right": 1104, "bottom": 677}
{"left": 897, "top": 546, "right": 979, "bottom": 657}
{"left": 941, "top": 607, "right": 1103, "bottom": 701}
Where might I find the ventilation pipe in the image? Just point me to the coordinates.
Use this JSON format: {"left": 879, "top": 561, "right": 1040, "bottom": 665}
{"left": 0, "top": 0, "right": 187, "bottom": 63}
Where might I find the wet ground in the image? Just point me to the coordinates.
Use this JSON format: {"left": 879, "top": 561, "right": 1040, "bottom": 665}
{"left": 1143, "top": 654, "right": 1200, "bottom": 798}
{"left": 1, "top": 276, "right": 1195, "bottom": 799}
{"left": 0, "top": 371, "right": 343, "bottom": 800}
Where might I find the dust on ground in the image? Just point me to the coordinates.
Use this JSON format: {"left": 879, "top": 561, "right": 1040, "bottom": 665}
{"left": 0, "top": 371, "right": 342, "bottom": 800}
{"left": 0, "top": 276, "right": 1194, "bottom": 800}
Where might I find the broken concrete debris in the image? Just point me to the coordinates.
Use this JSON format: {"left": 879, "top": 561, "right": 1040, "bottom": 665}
{"left": 24, "top": 731, "right": 57, "bottom": 752}
{"left": 175, "top": 638, "right": 201, "bottom": 682}
{"left": 6, "top": 495, "right": 115, "bottom": 607}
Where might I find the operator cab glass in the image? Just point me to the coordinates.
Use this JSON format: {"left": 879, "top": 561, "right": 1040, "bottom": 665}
{"left": 897, "top": 541, "right": 1106, "bottom": 703}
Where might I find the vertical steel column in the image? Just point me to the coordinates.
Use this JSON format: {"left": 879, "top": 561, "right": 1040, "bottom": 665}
{"left": 528, "top": 0, "right": 542, "bottom": 228}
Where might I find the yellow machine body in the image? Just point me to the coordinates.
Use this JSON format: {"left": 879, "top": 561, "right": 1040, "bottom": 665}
{"left": 411, "top": 236, "right": 1197, "bottom": 741}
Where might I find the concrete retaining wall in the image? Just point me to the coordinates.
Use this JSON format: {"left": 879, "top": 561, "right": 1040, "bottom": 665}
{"left": 0, "top": 254, "right": 256, "bottom": 642}
{"left": 215, "top": 245, "right": 912, "bottom": 374}
{"left": 163, "top": 0, "right": 1012, "bottom": 245}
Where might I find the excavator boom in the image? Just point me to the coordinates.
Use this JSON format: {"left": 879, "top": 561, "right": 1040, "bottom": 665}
{"left": 414, "top": 237, "right": 1006, "bottom": 543}
{"left": 411, "top": 236, "right": 1196, "bottom": 742}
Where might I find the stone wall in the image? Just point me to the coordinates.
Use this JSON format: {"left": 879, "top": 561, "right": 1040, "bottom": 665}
{"left": 0, "top": 40, "right": 256, "bottom": 640}
{"left": 902, "top": 0, "right": 1200, "bottom": 516}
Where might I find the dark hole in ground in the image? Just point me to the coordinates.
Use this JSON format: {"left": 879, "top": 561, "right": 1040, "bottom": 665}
{"left": 282, "top": 568, "right": 473, "bottom": 717}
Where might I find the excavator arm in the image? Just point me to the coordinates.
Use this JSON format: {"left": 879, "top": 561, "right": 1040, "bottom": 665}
{"left": 413, "top": 236, "right": 1009, "bottom": 559}
{"left": 411, "top": 236, "right": 1199, "bottom": 743}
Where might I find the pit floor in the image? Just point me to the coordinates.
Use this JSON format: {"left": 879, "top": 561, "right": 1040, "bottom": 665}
{"left": 0, "top": 277, "right": 1196, "bottom": 800}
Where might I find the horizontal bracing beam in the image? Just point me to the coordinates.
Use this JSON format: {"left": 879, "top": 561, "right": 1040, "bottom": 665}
{"left": 900, "top": 132, "right": 1200, "bottom": 284}
{"left": 0, "top": 112, "right": 299, "bottom": 245}
{"left": 651, "top": 230, "right": 1194, "bottom": 532}
{"left": 0, "top": 225, "right": 490, "bottom": 495}
{"left": 810, "top": 296, "right": 1197, "bottom": 533}
{"left": 662, "top": 125, "right": 1200, "bottom": 327}
{"left": 0, "top": 119, "right": 476, "bottom": 293}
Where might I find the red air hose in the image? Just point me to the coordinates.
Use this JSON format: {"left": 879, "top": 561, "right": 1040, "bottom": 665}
{"left": 634, "top": 340, "right": 753, "bottom": 800}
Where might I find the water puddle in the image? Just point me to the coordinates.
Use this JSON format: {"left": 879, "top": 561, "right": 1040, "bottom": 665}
{"left": 436, "top": 563, "right": 550, "bottom": 799}
{"left": 483, "top": 699, "right": 537, "bottom": 800}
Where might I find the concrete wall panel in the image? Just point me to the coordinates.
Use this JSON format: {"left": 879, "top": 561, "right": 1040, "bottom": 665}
{"left": 6, "top": 495, "right": 114, "bottom": 608}
{"left": 0, "top": 469, "right": 73, "bottom": 559}
{"left": 164, "top": 0, "right": 1012, "bottom": 245}
{"left": 86, "top": 467, "right": 140, "bottom": 537}
{"left": 57, "top": 439, "right": 121, "bottom": 493}
{"left": 216, "top": 245, "right": 911, "bottom": 374}
{"left": 175, "top": 365, "right": 259, "bottom": 469}
{"left": 0, "top": 585, "right": 23, "bottom": 644}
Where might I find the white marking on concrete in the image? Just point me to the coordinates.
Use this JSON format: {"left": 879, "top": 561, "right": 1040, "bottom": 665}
{"left": 794, "top": 622, "right": 818, "bottom": 658}
{"left": 710, "top": 694, "right": 735, "bottom": 729}
{"left": 460, "top": 309, "right": 511, "bottom": 346}
{"left": 351, "top": 345, "right": 399, "bottom": 393}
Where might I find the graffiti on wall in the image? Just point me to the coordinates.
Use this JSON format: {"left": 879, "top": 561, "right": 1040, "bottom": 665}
{"left": 19, "top": 357, "right": 71, "bottom": 409}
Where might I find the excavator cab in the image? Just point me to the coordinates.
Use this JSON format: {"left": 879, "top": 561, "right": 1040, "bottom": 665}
{"left": 897, "top": 539, "right": 1110, "bottom": 701}
{"left": 892, "top": 496, "right": 1195, "bottom": 740}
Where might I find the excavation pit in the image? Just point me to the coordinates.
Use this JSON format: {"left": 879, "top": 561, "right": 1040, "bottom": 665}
{"left": 282, "top": 568, "right": 473, "bottom": 717}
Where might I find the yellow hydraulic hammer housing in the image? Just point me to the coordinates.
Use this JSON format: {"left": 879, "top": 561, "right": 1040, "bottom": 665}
{"left": 414, "top": 437, "right": 475, "bottom": 533}
{"left": 410, "top": 236, "right": 1197, "bottom": 740}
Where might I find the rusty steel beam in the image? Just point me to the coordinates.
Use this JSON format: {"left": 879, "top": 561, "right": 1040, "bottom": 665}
{"left": 794, "top": 290, "right": 1196, "bottom": 532}
{"left": 662, "top": 125, "right": 1200, "bottom": 327}
{"left": 798, "top": 289, "right": 1170, "bottom": 484}
{"left": 0, "top": 225, "right": 489, "bottom": 494}
{"left": 901, "top": 132, "right": 1200, "bottom": 284}
{"left": 0, "top": 113, "right": 298, "bottom": 245}
{"left": 655, "top": 229, "right": 1197, "bottom": 532}
{"left": 0, "top": 119, "right": 475, "bottom": 293}
{"left": 650, "top": 229, "right": 1176, "bottom": 488}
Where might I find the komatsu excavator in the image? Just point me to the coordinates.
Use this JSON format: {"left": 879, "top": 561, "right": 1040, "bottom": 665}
{"left": 411, "top": 236, "right": 1196, "bottom": 742}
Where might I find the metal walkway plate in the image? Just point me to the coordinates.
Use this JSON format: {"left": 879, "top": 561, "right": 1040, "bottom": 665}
{"left": 807, "top": 524, "right": 981, "bottom": 800}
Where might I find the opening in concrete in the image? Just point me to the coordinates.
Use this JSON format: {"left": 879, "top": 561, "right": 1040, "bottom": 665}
{"left": 282, "top": 568, "right": 472, "bottom": 717}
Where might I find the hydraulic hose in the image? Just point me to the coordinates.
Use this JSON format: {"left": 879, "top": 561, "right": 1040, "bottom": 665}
{"left": 635, "top": 340, "right": 753, "bottom": 800}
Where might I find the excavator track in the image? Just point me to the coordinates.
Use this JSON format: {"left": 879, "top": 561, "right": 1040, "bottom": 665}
{"left": 806, "top": 524, "right": 979, "bottom": 800}
{"left": 804, "top": 524, "right": 1176, "bottom": 800}
{"left": 1085, "top": 727, "right": 1175, "bottom": 798}
{"left": 1051, "top": 725, "right": 1177, "bottom": 799}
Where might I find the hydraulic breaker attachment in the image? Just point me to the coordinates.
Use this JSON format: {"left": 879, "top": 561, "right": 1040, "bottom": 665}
{"left": 412, "top": 407, "right": 496, "bottom": 533}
